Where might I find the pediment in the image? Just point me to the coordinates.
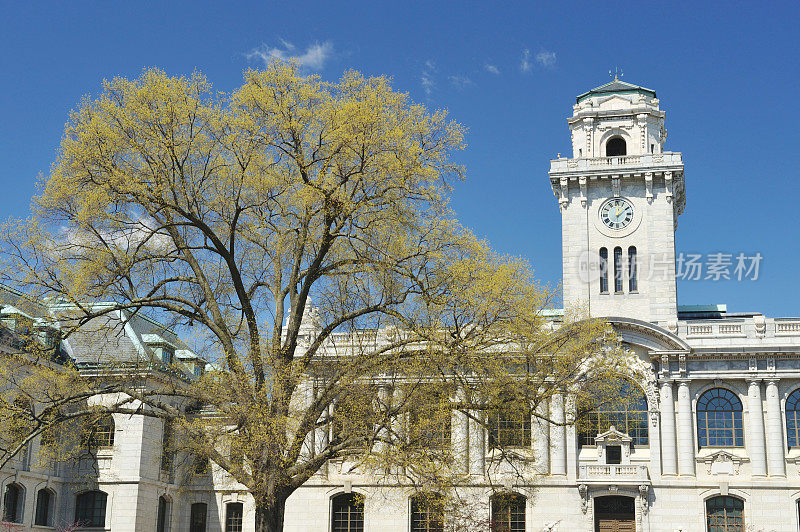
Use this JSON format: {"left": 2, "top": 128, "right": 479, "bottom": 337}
{"left": 595, "top": 426, "right": 632, "bottom": 443}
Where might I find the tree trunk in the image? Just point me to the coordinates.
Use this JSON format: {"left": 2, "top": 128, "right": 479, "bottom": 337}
{"left": 255, "top": 497, "right": 286, "bottom": 532}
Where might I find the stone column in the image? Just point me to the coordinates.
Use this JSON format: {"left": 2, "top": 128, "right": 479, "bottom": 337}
{"left": 676, "top": 380, "right": 695, "bottom": 476}
{"left": 550, "top": 392, "right": 567, "bottom": 476}
{"left": 660, "top": 380, "right": 678, "bottom": 476}
{"left": 532, "top": 400, "right": 550, "bottom": 474}
{"left": 765, "top": 380, "right": 786, "bottom": 477}
{"left": 468, "top": 412, "right": 485, "bottom": 478}
{"left": 315, "top": 402, "right": 331, "bottom": 478}
{"left": 452, "top": 389, "right": 470, "bottom": 474}
{"left": 376, "top": 384, "right": 391, "bottom": 454}
{"left": 747, "top": 379, "right": 767, "bottom": 477}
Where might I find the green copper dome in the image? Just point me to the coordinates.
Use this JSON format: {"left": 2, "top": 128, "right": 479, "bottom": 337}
{"left": 576, "top": 79, "right": 656, "bottom": 103}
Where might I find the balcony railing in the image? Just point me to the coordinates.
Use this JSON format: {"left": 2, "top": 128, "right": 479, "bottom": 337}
{"left": 549, "top": 152, "right": 683, "bottom": 173}
{"left": 578, "top": 464, "right": 649, "bottom": 483}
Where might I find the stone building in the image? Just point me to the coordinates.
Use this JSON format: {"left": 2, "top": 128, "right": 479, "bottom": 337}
{"left": 3, "top": 79, "right": 800, "bottom": 531}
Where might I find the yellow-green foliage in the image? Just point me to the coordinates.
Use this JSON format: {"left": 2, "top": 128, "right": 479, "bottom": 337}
{"left": 1, "top": 62, "right": 627, "bottom": 530}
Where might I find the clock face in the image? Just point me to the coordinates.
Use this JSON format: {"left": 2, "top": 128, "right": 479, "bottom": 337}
{"left": 600, "top": 198, "right": 634, "bottom": 230}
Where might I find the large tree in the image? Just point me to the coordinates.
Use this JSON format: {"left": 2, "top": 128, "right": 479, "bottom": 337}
{"left": 0, "top": 63, "right": 623, "bottom": 531}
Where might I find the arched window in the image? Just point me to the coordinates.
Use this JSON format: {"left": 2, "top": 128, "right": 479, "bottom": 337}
{"left": 490, "top": 492, "right": 526, "bottom": 532}
{"left": 578, "top": 378, "right": 648, "bottom": 446}
{"left": 331, "top": 493, "right": 364, "bottom": 532}
{"left": 697, "top": 388, "right": 744, "bottom": 448}
{"left": 599, "top": 248, "right": 609, "bottom": 293}
{"left": 2, "top": 483, "right": 24, "bottom": 523}
{"left": 606, "top": 137, "right": 627, "bottom": 156}
{"left": 628, "top": 247, "right": 637, "bottom": 292}
{"left": 488, "top": 408, "right": 531, "bottom": 449}
{"left": 75, "top": 490, "right": 107, "bottom": 528}
{"left": 85, "top": 414, "right": 115, "bottom": 449}
{"left": 785, "top": 388, "right": 800, "bottom": 448}
{"left": 706, "top": 496, "right": 744, "bottom": 531}
{"left": 156, "top": 495, "right": 170, "bottom": 532}
{"left": 189, "top": 502, "right": 207, "bottom": 532}
{"left": 613, "top": 247, "right": 623, "bottom": 293}
{"left": 34, "top": 488, "right": 55, "bottom": 526}
{"left": 410, "top": 493, "right": 444, "bottom": 532}
{"left": 225, "top": 502, "right": 243, "bottom": 532}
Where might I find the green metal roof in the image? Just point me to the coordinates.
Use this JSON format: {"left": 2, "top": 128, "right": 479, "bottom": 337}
{"left": 577, "top": 79, "right": 656, "bottom": 103}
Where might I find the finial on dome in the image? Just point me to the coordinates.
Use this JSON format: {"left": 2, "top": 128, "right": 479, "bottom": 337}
{"left": 609, "top": 67, "right": 623, "bottom": 81}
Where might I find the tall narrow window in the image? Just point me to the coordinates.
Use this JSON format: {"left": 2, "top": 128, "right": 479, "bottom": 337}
{"left": 156, "top": 496, "right": 170, "bottom": 532}
{"left": 613, "top": 247, "right": 623, "bottom": 293}
{"left": 34, "top": 488, "right": 54, "bottom": 526}
{"left": 490, "top": 493, "right": 526, "bottom": 532}
{"left": 75, "top": 490, "right": 107, "bottom": 528}
{"left": 161, "top": 420, "right": 174, "bottom": 473}
{"left": 331, "top": 493, "right": 364, "bottom": 532}
{"left": 628, "top": 246, "right": 638, "bottom": 292}
{"left": 706, "top": 496, "right": 744, "bottom": 531}
{"left": 225, "top": 502, "right": 244, "bottom": 532}
{"left": 599, "top": 248, "right": 609, "bottom": 293}
{"left": 189, "top": 503, "right": 207, "bottom": 532}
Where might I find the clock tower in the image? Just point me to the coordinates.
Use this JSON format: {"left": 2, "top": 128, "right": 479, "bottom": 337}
{"left": 549, "top": 78, "right": 686, "bottom": 326}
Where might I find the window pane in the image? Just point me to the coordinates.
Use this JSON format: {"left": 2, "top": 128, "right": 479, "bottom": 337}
{"left": 331, "top": 493, "right": 364, "bottom": 532}
{"left": 225, "top": 503, "right": 244, "bottom": 532}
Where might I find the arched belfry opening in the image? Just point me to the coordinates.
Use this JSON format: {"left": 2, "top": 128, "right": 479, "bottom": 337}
{"left": 606, "top": 136, "right": 627, "bottom": 156}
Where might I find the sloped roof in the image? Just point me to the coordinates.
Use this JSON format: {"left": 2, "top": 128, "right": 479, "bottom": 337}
{"left": 577, "top": 79, "right": 656, "bottom": 103}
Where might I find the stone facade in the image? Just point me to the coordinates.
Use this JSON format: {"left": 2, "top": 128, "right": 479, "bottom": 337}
{"left": 3, "top": 79, "right": 800, "bottom": 532}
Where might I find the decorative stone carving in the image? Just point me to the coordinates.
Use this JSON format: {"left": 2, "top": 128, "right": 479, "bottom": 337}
{"left": 579, "top": 176, "right": 587, "bottom": 208}
{"left": 595, "top": 426, "right": 633, "bottom": 465}
{"left": 664, "top": 171, "right": 673, "bottom": 203}
{"left": 696, "top": 450, "right": 749, "bottom": 475}
{"left": 612, "top": 176, "right": 621, "bottom": 197}
{"left": 559, "top": 177, "right": 569, "bottom": 211}
{"left": 767, "top": 357, "right": 776, "bottom": 372}
{"left": 678, "top": 354, "right": 686, "bottom": 375}
{"left": 754, "top": 314, "right": 766, "bottom": 336}
{"left": 749, "top": 357, "right": 758, "bottom": 372}
{"left": 579, "top": 484, "right": 589, "bottom": 514}
{"left": 639, "top": 484, "right": 649, "bottom": 514}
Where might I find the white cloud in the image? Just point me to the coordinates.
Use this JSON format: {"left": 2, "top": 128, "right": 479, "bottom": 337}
{"left": 520, "top": 49, "right": 532, "bottom": 73}
{"left": 484, "top": 63, "right": 500, "bottom": 75}
{"left": 535, "top": 49, "right": 557, "bottom": 67}
{"left": 448, "top": 75, "right": 474, "bottom": 89}
{"left": 247, "top": 40, "right": 333, "bottom": 70}
{"left": 421, "top": 60, "right": 436, "bottom": 96}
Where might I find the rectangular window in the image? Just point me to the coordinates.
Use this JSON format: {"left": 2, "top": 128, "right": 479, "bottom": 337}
{"left": 225, "top": 502, "right": 244, "bottom": 532}
{"left": 488, "top": 409, "right": 531, "bottom": 449}
{"left": 606, "top": 445, "right": 622, "bottom": 464}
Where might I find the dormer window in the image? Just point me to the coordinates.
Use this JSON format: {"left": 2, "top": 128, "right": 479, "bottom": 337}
{"left": 606, "top": 137, "right": 626, "bottom": 156}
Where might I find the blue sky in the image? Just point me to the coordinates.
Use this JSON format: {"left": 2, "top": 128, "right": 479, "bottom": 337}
{"left": 2, "top": 1, "right": 798, "bottom": 316}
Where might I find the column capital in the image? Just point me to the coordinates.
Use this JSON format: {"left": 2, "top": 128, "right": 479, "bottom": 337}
{"left": 746, "top": 377, "right": 763, "bottom": 385}
{"left": 765, "top": 378, "right": 781, "bottom": 386}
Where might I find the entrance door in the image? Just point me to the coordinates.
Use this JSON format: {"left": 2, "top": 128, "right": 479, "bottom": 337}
{"left": 594, "top": 496, "right": 635, "bottom": 532}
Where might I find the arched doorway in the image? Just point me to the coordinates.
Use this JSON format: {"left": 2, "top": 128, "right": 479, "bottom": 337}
{"left": 594, "top": 496, "right": 635, "bottom": 532}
